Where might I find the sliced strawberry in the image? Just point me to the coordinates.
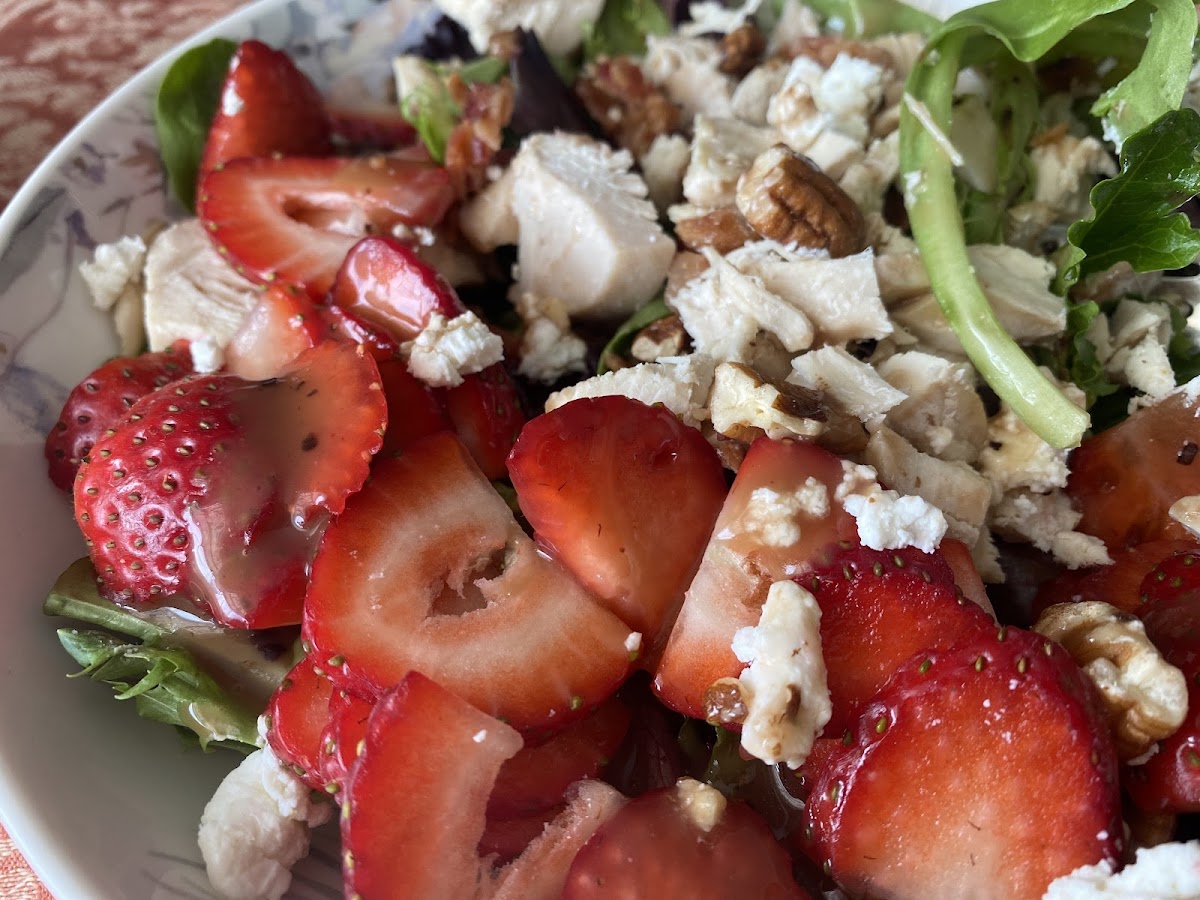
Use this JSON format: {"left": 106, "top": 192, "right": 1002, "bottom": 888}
{"left": 482, "top": 806, "right": 562, "bottom": 864}
{"left": 940, "top": 535, "right": 996, "bottom": 617}
{"left": 319, "top": 303, "right": 400, "bottom": 361}
{"left": 562, "top": 780, "right": 811, "bottom": 899}
{"left": 653, "top": 438, "right": 857, "bottom": 719}
{"left": 1069, "top": 389, "right": 1200, "bottom": 551}
{"left": 804, "top": 626, "right": 1122, "bottom": 899}
{"left": 439, "top": 364, "right": 526, "bottom": 480}
{"left": 508, "top": 397, "right": 726, "bottom": 647}
{"left": 375, "top": 359, "right": 452, "bottom": 459}
{"left": 342, "top": 671, "right": 524, "bottom": 899}
{"left": 808, "top": 544, "right": 995, "bottom": 735}
{"left": 327, "top": 102, "right": 417, "bottom": 152}
{"left": 318, "top": 686, "right": 374, "bottom": 796}
{"left": 1034, "top": 538, "right": 1199, "bottom": 618}
{"left": 223, "top": 286, "right": 327, "bottom": 380}
{"left": 264, "top": 657, "right": 336, "bottom": 791}
{"left": 75, "top": 341, "right": 384, "bottom": 627}
{"left": 200, "top": 39, "right": 331, "bottom": 174}
{"left": 45, "top": 341, "right": 193, "bottom": 491}
{"left": 489, "top": 697, "right": 632, "bottom": 819}
{"left": 198, "top": 155, "right": 455, "bottom": 299}
{"left": 303, "top": 431, "right": 636, "bottom": 730}
{"left": 1141, "top": 545, "right": 1200, "bottom": 609}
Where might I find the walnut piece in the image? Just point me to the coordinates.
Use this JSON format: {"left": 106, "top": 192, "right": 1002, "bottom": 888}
{"left": 576, "top": 57, "right": 682, "bottom": 158}
{"left": 664, "top": 250, "right": 709, "bottom": 304}
{"left": 444, "top": 76, "right": 514, "bottom": 197}
{"left": 736, "top": 144, "right": 867, "bottom": 257}
{"left": 630, "top": 313, "right": 689, "bottom": 362}
{"left": 674, "top": 206, "right": 759, "bottom": 254}
{"left": 1034, "top": 601, "right": 1189, "bottom": 761}
{"left": 709, "top": 361, "right": 828, "bottom": 443}
{"left": 779, "top": 34, "right": 894, "bottom": 70}
{"left": 720, "top": 23, "right": 766, "bottom": 77}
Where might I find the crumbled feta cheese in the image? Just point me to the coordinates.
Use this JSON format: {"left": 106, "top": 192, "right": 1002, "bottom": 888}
{"left": 1043, "top": 840, "right": 1200, "bottom": 899}
{"left": 788, "top": 346, "right": 907, "bottom": 428}
{"left": 639, "top": 133, "right": 692, "bottom": 212}
{"left": 877, "top": 351, "right": 988, "bottom": 463}
{"left": 80, "top": 234, "right": 146, "bottom": 310}
{"left": 402, "top": 311, "right": 504, "bottom": 388}
{"left": 643, "top": 35, "right": 736, "bottom": 121}
{"left": 513, "top": 292, "right": 588, "bottom": 385}
{"left": 979, "top": 380, "right": 1083, "bottom": 496}
{"left": 679, "top": 0, "right": 762, "bottom": 36}
{"left": 545, "top": 354, "right": 715, "bottom": 427}
{"left": 991, "top": 490, "right": 1113, "bottom": 570}
{"left": 708, "top": 361, "right": 827, "bottom": 442}
{"left": 431, "top": 0, "right": 604, "bottom": 55}
{"left": 474, "top": 134, "right": 674, "bottom": 319}
{"left": 190, "top": 337, "right": 225, "bottom": 375}
{"left": 143, "top": 219, "right": 261, "bottom": 353}
{"left": 1105, "top": 298, "right": 1176, "bottom": 401}
{"left": 674, "top": 778, "right": 728, "bottom": 832}
{"left": 732, "top": 580, "right": 831, "bottom": 769}
{"left": 625, "top": 632, "right": 643, "bottom": 655}
{"left": 815, "top": 55, "right": 886, "bottom": 144}
{"left": 740, "top": 481, "right": 830, "bottom": 547}
{"left": 681, "top": 115, "right": 779, "bottom": 209}
{"left": 198, "top": 748, "right": 332, "bottom": 900}
{"left": 842, "top": 483, "right": 948, "bottom": 554}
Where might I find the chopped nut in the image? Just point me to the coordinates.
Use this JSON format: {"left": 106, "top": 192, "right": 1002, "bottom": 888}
{"left": 1035, "top": 601, "right": 1189, "bottom": 761}
{"left": 1125, "top": 807, "right": 1177, "bottom": 850}
{"left": 444, "top": 76, "right": 515, "bottom": 197}
{"left": 630, "top": 314, "right": 689, "bottom": 362}
{"left": 486, "top": 28, "right": 523, "bottom": 60}
{"left": 709, "top": 361, "right": 828, "bottom": 443}
{"left": 674, "top": 206, "right": 759, "bottom": 254}
{"left": 576, "top": 57, "right": 682, "bottom": 158}
{"left": 779, "top": 34, "right": 895, "bottom": 70}
{"left": 665, "top": 251, "right": 710, "bottom": 304}
{"left": 719, "top": 23, "right": 766, "bottom": 77}
{"left": 736, "top": 144, "right": 867, "bottom": 257}
{"left": 703, "top": 677, "right": 749, "bottom": 726}
{"left": 675, "top": 778, "right": 728, "bottom": 833}
{"left": 704, "top": 426, "right": 749, "bottom": 472}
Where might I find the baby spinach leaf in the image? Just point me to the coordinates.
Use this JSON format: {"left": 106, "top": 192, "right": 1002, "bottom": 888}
{"left": 583, "top": 0, "right": 670, "bottom": 61}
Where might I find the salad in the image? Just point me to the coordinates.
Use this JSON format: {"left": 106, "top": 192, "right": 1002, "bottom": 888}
{"left": 34, "top": 0, "right": 1200, "bottom": 896}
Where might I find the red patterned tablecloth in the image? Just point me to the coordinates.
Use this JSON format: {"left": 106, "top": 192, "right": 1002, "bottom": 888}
{"left": 0, "top": 1, "right": 245, "bottom": 893}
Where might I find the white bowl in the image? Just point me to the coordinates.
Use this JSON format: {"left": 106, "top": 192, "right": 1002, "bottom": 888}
{"left": 0, "top": 1, "right": 437, "bottom": 896}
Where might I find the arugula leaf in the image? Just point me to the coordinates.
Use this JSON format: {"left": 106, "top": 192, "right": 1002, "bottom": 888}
{"left": 583, "top": 0, "right": 670, "bottom": 61}
{"left": 899, "top": 0, "right": 1197, "bottom": 449}
{"left": 1059, "top": 109, "right": 1200, "bottom": 289}
{"left": 400, "top": 70, "right": 460, "bottom": 165}
{"left": 798, "top": 0, "right": 938, "bottom": 37}
{"left": 598, "top": 297, "right": 672, "bottom": 374}
{"left": 154, "top": 38, "right": 237, "bottom": 212}
{"left": 1030, "top": 301, "right": 1121, "bottom": 406}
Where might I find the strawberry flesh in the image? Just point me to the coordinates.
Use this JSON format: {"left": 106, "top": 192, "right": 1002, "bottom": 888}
{"left": 264, "top": 657, "right": 336, "bottom": 791}
{"left": 223, "top": 286, "right": 328, "bottom": 380}
{"left": 318, "top": 686, "right": 374, "bottom": 797}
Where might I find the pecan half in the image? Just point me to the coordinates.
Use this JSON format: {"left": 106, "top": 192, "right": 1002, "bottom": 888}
{"left": 674, "top": 207, "right": 759, "bottom": 255}
{"left": 444, "top": 75, "right": 514, "bottom": 197}
{"left": 720, "top": 23, "right": 766, "bottom": 77}
{"left": 576, "top": 57, "right": 682, "bottom": 158}
{"left": 631, "top": 314, "right": 690, "bottom": 362}
{"left": 779, "top": 35, "right": 894, "bottom": 70}
{"left": 736, "top": 144, "right": 867, "bottom": 257}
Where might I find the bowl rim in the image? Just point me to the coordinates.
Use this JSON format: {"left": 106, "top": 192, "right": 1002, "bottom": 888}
{"left": 0, "top": 1, "right": 295, "bottom": 895}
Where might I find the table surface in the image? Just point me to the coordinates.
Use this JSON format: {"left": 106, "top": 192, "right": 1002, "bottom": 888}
{"left": 0, "top": 2, "right": 246, "bottom": 893}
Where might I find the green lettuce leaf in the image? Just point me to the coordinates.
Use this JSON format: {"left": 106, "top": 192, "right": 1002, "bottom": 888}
{"left": 1058, "top": 109, "right": 1200, "bottom": 289}
{"left": 796, "top": 0, "right": 939, "bottom": 37}
{"left": 597, "top": 296, "right": 672, "bottom": 374}
{"left": 1030, "top": 301, "right": 1121, "bottom": 406}
{"left": 154, "top": 38, "right": 237, "bottom": 212}
{"left": 401, "top": 72, "right": 460, "bottom": 165}
{"left": 583, "top": 0, "right": 670, "bottom": 61}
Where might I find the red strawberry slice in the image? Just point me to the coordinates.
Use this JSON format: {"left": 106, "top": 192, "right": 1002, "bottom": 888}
{"left": 327, "top": 103, "right": 417, "bottom": 152}
{"left": 804, "top": 626, "right": 1122, "bottom": 899}
{"left": 482, "top": 806, "right": 562, "bottom": 864}
{"left": 319, "top": 303, "right": 400, "bottom": 361}
{"left": 508, "top": 396, "right": 726, "bottom": 647}
{"left": 939, "top": 536, "right": 995, "bottom": 617}
{"left": 375, "top": 359, "right": 452, "bottom": 459}
{"left": 318, "top": 686, "right": 374, "bottom": 797}
{"left": 75, "top": 340, "right": 385, "bottom": 627}
{"left": 302, "top": 431, "right": 636, "bottom": 730}
{"left": 198, "top": 155, "right": 455, "bottom": 299}
{"left": 653, "top": 438, "right": 857, "bottom": 719}
{"left": 439, "top": 364, "right": 526, "bottom": 480}
{"left": 342, "top": 671, "right": 524, "bottom": 899}
{"left": 1141, "top": 545, "right": 1200, "bottom": 608}
{"left": 1069, "top": 389, "right": 1200, "bottom": 551}
{"left": 1034, "top": 538, "right": 1199, "bottom": 618}
{"left": 200, "top": 39, "right": 332, "bottom": 174}
{"left": 808, "top": 544, "right": 995, "bottom": 735}
{"left": 489, "top": 696, "right": 631, "bottom": 819}
{"left": 264, "top": 657, "right": 336, "bottom": 791}
{"left": 45, "top": 341, "right": 193, "bottom": 491}
{"left": 223, "top": 286, "right": 328, "bottom": 380}
{"left": 562, "top": 780, "right": 811, "bottom": 899}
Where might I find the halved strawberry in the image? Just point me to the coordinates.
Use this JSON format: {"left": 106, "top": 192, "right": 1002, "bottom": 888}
{"left": 508, "top": 397, "right": 726, "bottom": 646}
{"left": 75, "top": 341, "right": 385, "bottom": 627}
{"left": 482, "top": 806, "right": 563, "bottom": 864}
{"left": 303, "top": 431, "right": 636, "bottom": 730}
{"left": 439, "top": 364, "right": 527, "bottom": 480}
{"left": 1069, "top": 389, "right": 1200, "bottom": 551}
{"left": 318, "top": 686, "right": 374, "bottom": 797}
{"left": 45, "top": 341, "right": 193, "bottom": 491}
{"left": 319, "top": 303, "right": 400, "bottom": 361}
{"left": 804, "top": 626, "right": 1122, "bottom": 898}
{"left": 200, "top": 39, "right": 332, "bottom": 174}
{"left": 375, "top": 359, "right": 452, "bottom": 459}
{"left": 342, "top": 671, "right": 524, "bottom": 899}
{"left": 1141, "top": 546, "right": 1200, "bottom": 609}
{"left": 327, "top": 102, "right": 417, "bottom": 152}
{"left": 562, "top": 780, "right": 811, "bottom": 899}
{"left": 808, "top": 544, "right": 995, "bottom": 736}
{"left": 197, "top": 156, "right": 455, "bottom": 299}
{"left": 223, "top": 286, "right": 327, "bottom": 380}
{"left": 1034, "top": 539, "right": 1199, "bottom": 618}
{"left": 940, "top": 536, "right": 996, "bottom": 617}
{"left": 489, "top": 697, "right": 632, "bottom": 819}
{"left": 264, "top": 657, "right": 336, "bottom": 791}
{"left": 653, "top": 438, "right": 857, "bottom": 719}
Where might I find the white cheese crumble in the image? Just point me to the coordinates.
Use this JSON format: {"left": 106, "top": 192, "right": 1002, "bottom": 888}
{"left": 674, "top": 778, "right": 728, "bottom": 833}
{"left": 732, "top": 580, "right": 831, "bottom": 769}
{"left": 513, "top": 292, "right": 588, "bottom": 385}
{"left": 740, "top": 481, "right": 830, "bottom": 547}
{"left": 545, "top": 354, "right": 716, "bottom": 427}
{"left": 79, "top": 234, "right": 145, "bottom": 310}
{"left": 431, "top": 0, "right": 604, "bottom": 55}
{"left": 842, "top": 484, "right": 948, "bottom": 554}
{"left": 197, "top": 747, "right": 332, "bottom": 900}
{"left": 991, "top": 491, "right": 1113, "bottom": 570}
{"left": 402, "top": 310, "right": 504, "bottom": 388}
{"left": 1043, "top": 840, "right": 1200, "bottom": 899}
{"left": 190, "top": 337, "right": 226, "bottom": 375}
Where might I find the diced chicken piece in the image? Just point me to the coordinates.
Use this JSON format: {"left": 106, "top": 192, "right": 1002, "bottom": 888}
{"left": 1105, "top": 298, "right": 1176, "bottom": 400}
{"left": 1117, "top": 334, "right": 1176, "bottom": 401}
{"left": 679, "top": 0, "right": 758, "bottom": 36}
{"left": 708, "top": 361, "right": 828, "bottom": 442}
{"left": 142, "top": 219, "right": 261, "bottom": 353}
{"left": 670, "top": 248, "right": 814, "bottom": 376}
{"left": 681, "top": 116, "right": 779, "bottom": 209}
{"left": 863, "top": 426, "right": 992, "bottom": 548}
{"left": 972, "top": 527, "right": 1005, "bottom": 585}
{"left": 643, "top": 35, "right": 737, "bottom": 122}
{"left": 948, "top": 95, "right": 998, "bottom": 193}
{"left": 465, "top": 134, "right": 674, "bottom": 319}
{"left": 877, "top": 350, "right": 988, "bottom": 463}
{"left": 979, "top": 376, "right": 1084, "bottom": 496}
{"left": 1031, "top": 132, "right": 1117, "bottom": 218}
{"left": 513, "top": 291, "right": 589, "bottom": 385}
{"left": 728, "top": 242, "right": 892, "bottom": 346}
{"left": 788, "top": 346, "right": 906, "bottom": 428}
{"left": 639, "top": 133, "right": 691, "bottom": 213}
{"left": 838, "top": 131, "right": 899, "bottom": 215}
{"left": 991, "top": 490, "right": 1113, "bottom": 570}
{"left": 731, "top": 61, "right": 789, "bottom": 126}
{"left": 432, "top": 0, "right": 604, "bottom": 55}
{"left": 878, "top": 244, "right": 1067, "bottom": 354}
{"left": 79, "top": 234, "right": 148, "bottom": 356}
{"left": 459, "top": 165, "right": 519, "bottom": 251}
{"left": 767, "top": 0, "right": 821, "bottom": 53}
{"left": 545, "top": 354, "right": 715, "bottom": 427}
{"left": 863, "top": 212, "right": 917, "bottom": 256}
